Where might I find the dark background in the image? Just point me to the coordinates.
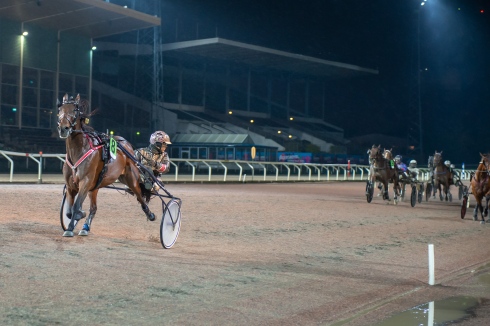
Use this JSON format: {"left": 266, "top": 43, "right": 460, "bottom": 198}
{"left": 156, "top": 0, "right": 490, "bottom": 164}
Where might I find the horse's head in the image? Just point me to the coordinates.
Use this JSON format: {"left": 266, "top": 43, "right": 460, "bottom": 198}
{"left": 57, "top": 94, "right": 82, "bottom": 138}
{"left": 383, "top": 148, "right": 393, "bottom": 160}
{"left": 480, "top": 153, "right": 490, "bottom": 170}
{"left": 433, "top": 151, "right": 443, "bottom": 166}
{"left": 368, "top": 145, "right": 382, "bottom": 162}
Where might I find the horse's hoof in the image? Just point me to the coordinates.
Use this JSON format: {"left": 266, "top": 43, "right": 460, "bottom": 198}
{"left": 148, "top": 213, "right": 156, "bottom": 222}
{"left": 78, "top": 230, "right": 89, "bottom": 236}
{"left": 481, "top": 220, "right": 486, "bottom": 225}
{"left": 63, "top": 231, "right": 74, "bottom": 237}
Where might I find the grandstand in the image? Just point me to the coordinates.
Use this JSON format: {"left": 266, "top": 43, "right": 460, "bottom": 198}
{"left": 0, "top": 0, "right": 379, "bottom": 161}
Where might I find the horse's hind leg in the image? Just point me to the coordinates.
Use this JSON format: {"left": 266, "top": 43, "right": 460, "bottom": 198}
{"left": 124, "top": 165, "right": 155, "bottom": 221}
{"left": 79, "top": 190, "right": 99, "bottom": 236}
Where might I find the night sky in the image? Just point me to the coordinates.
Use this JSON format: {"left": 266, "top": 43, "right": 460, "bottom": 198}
{"left": 158, "top": 0, "right": 490, "bottom": 164}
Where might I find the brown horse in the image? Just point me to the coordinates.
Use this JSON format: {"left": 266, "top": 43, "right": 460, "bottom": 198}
{"left": 57, "top": 94, "right": 155, "bottom": 237}
{"left": 431, "top": 151, "right": 452, "bottom": 201}
{"left": 470, "top": 153, "right": 490, "bottom": 224}
{"left": 368, "top": 145, "right": 400, "bottom": 203}
{"left": 382, "top": 148, "right": 415, "bottom": 200}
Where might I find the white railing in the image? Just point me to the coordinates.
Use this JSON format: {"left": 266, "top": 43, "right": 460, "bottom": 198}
{"left": 0, "top": 150, "right": 473, "bottom": 184}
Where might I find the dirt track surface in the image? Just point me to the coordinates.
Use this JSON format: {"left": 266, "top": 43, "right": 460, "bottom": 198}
{"left": 1, "top": 181, "right": 490, "bottom": 325}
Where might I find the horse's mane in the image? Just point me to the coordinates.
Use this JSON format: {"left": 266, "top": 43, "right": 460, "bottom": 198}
{"left": 76, "top": 98, "right": 99, "bottom": 132}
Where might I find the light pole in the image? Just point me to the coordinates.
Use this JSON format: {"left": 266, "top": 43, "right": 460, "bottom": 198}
{"left": 408, "top": 0, "right": 427, "bottom": 162}
{"left": 417, "top": 1, "right": 424, "bottom": 159}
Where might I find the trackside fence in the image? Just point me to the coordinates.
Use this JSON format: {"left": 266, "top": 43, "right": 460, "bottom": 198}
{"left": 0, "top": 150, "right": 474, "bottom": 184}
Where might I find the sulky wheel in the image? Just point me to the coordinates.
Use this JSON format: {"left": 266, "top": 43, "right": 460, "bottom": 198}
{"left": 60, "top": 185, "right": 78, "bottom": 231}
{"left": 366, "top": 181, "right": 374, "bottom": 203}
{"left": 160, "top": 199, "right": 182, "bottom": 249}
{"left": 410, "top": 185, "right": 417, "bottom": 207}
{"left": 417, "top": 184, "right": 423, "bottom": 203}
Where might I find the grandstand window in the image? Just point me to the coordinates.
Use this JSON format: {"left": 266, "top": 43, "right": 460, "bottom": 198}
{"left": 40, "top": 90, "right": 54, "bottom": 108}
{"left": 217, "top": 147, "right": 225, "bottom": 160}
{"left": 22, "top": 106, "right": 37, "bottom": 127}
{"left": 226, "top": 147, "right": 235, "bottom": 160}
{"left": 190, "top": 147, "right": 198, "bottom": 159}
{"left": 1, "top": 64, "right": 19, "bottom": 85}
{"left": 40, "top": 70, "right": 54, "bottom": 90}
{"left": 22, "top": 87, "right": 37, "bottom": 107}
{"left": 23, "top": 68, "right": 38, "bottom": 87}
{"left": 75, "top": 76, "right": 88, "bottom": 97}
{"left": 199, "top": 147, "right": 207, "bottom": 159}
{"left": 59, "top": 73, "right": 74, "bottom": 95}
{"left": 1, "top": 105, "right": 17, "bottom": 125}
{"left": 39, "top": 109, "right": 53, "bottom": 128}
{"left": 1, "top": 84, "right": 17, "bottom": 105}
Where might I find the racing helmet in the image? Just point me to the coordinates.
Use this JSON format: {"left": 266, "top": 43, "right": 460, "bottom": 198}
{"left": 444, "top": 160, "right": 451, "bottom": 167}
{"left": 450, "top": 164, "right": 455, "bottom": 169}
{"left": 409, "top": 159, "right": 417, "bottom": 168}
{"left": 394, "top": 155, "right": 402, "bottom": 163}
{"left": 150, "top": 131, "right": 172, "bottom": 145}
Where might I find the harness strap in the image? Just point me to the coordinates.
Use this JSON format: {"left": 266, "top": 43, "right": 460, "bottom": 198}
{"left": 65, "top": 133, "right": 103, "bottom": 181}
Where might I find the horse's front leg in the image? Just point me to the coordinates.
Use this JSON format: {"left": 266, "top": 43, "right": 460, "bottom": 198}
{"left": 473, "top": 198, "right": 484, "bottom": 222}
{"left": 382, "top": 181, "right": 390, "bottom": 201}
{"left": 63, "top": 185, "right": 89, "bottom": 237}
{"left": 63, "top": 188, "right": 77, "bottom": 231}
{"left": 79, "top": 189, "right": 99, "bottom": 236}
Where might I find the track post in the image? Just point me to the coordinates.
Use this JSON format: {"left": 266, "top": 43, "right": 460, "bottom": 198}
{"left": 428, "top": 244, "right": 435, "bottom": 285}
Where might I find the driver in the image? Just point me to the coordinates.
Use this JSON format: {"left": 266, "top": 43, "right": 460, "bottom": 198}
{"left": 394, "top": 155, "right": 410, "bottom": 180}
{"left": 408, "top": 159, "right": 419, "bottom": 180}
{"left": 135, "top": 131, "right": 171, "bottom": 193}
{"left": 445, "top": 160, "right": 462, "bottom": 186}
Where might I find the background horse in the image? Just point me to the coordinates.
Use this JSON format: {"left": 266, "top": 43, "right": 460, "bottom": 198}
{"left": 368, "top": 145, "right": 400, "bottom": 202}
{"left": 470, "top": 153, "right": 490, "bottom": 223}
{"left": 431, "top": 151, "right": 452, "bottom": 201}
{"left": 58, "top": 94, "right": 155, "bottom": 237}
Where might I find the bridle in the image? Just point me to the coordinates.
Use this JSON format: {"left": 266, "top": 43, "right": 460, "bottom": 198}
{"left": 369, "top": 148, "right": 386, "bottom": 170}
{"left": 57, "top": 99, "right": 81, "bottom": 138}
{"left": 476, "top": 157, "right": 490, "bottom": 176}
{"left": 432, "top": 153, "right": 449, "bottom": 175}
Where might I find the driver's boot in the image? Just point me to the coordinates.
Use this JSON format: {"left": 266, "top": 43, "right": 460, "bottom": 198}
{"left": 152, "top": 177, "right": 162, "bottom": 192}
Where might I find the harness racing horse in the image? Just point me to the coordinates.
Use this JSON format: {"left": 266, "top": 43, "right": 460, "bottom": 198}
{"left": 368, "top": 145, "right": 401, "bottom": 203}
{"left": 382, "top": 149, "right": 414, "bottom": 201}
{"left": 431, "top": 151, "right": 452, "bottom": 201}
{"left": 470, "top": 153, "right": 490, "bottom": 224}
{"left": 57, "top": 94, "right": 156, "bottom": 237}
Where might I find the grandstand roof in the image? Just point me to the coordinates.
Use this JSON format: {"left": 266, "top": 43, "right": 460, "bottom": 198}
{"left": 159, "top": 38, "right": 379, "bottom": 79}
{"left": 172, "top": 134, "right": 253, "bottom": 145}
{"left": 95, "top": 37, "right": 379, "bottom": 79}
{"left": 0, "top": 0, "right": 160, "bottom": 39}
